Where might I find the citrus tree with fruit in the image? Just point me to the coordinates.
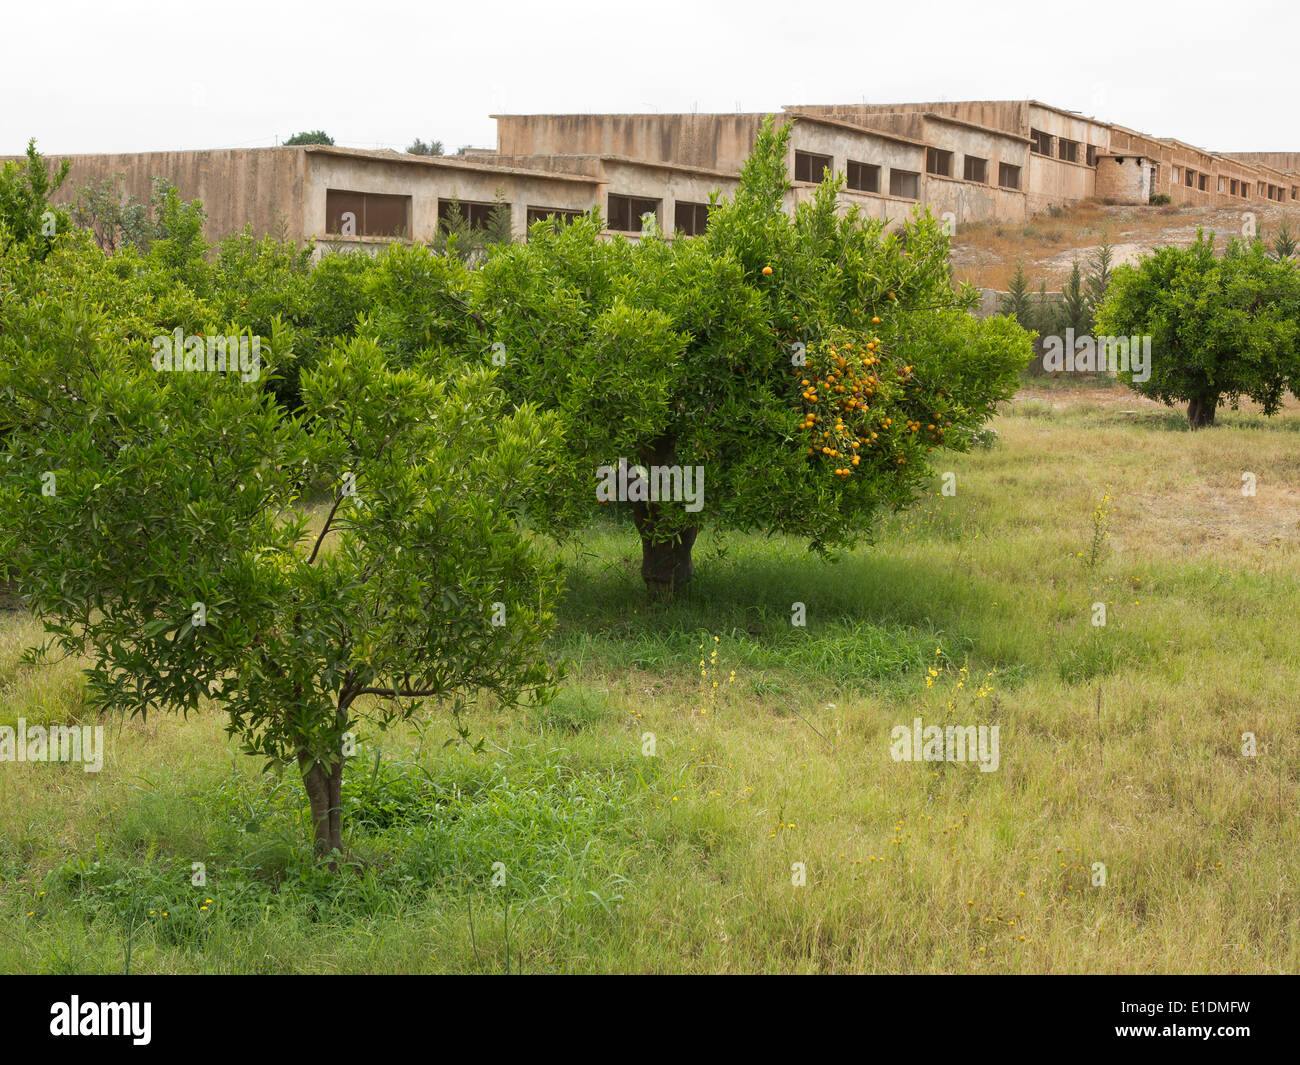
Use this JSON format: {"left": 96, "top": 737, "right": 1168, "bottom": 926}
{"left": 462, "top": 120, "right": 1027, "bottom": 595}
{"left": 295, "top": 123, "right": 1028, "bottom": 597}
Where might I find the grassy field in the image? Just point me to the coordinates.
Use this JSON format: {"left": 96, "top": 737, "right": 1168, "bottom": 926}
{"left": 2, "top": 383, "right": 1298, "bottom": 974}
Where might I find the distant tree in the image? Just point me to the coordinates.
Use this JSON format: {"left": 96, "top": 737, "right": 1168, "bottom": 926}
{"left": 1085, "top": 239, "right": 1114, "bottom": 314}
{"left": 482, "top": 197, "right": 515, "bottom": 247}
{"left": 999, "top": 262, "right": 1034, "bottom": 329}
{"left": 1095, "top": 231, "right": 1300, "bottom": 427}
{"left": 119, "top": 187, "right": 155, "bottom": 250}
{"left": 406, "top": 138, "right": 444, "bottom": 156}
{"left": 72, "top": 175, "right": 204, "bottom": 260}
{"left": 284, "top": 131, "right": 335, "bottom": 146}
{"left": 0, "top": 139, "right": 71, "bottom": 260}
{"left": 1060, "top": 258, "right": 1091, "bottom": 334}
{"left": 430, "top": 195, "right": 514, "bottom": 264}
{"left": 1270, "top": 220, "right": 1297, "bottom": 261}
{"left": 71, "top": 174, "right": 128, "bottom": 252}
{"left": 999, "top": 263, "right": 1038, "bottom": 372}
{"left": 71, "top": 174, "right": 208, "bottom": 259}
{"left": 1031, "top": 280, "right": 1059, "bottom": 341}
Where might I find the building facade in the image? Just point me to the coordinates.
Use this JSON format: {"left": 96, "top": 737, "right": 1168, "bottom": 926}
{"left": 20, "top": 100, "right": 1300, "bottom": 252}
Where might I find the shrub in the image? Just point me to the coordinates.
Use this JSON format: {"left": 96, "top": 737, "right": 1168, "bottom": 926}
{"left": 0, "top": 139, "right": 70, "bottom": 261}
{"left": 305, "top": 249, "right": 378, "bottom": 339}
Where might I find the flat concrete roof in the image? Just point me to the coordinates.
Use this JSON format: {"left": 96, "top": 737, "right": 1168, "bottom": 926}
{"left": 788, "top": 98, "right": 1107, "bottom": 128}
{"left": 490, "top": 112, "right": 763, "bottom": 119}
{"left": 573, "top": 153, "right": 739, "bottom": 181}
{"left": 910, "top": 111, "right": 1031, "bottom": 143}
{"left": 1025, "top": 99, "right": 1109, "bottom": 125}
{"left": 784, "top": 105, "right": 1029, "bottom": 144}
{"left": 782, "top": 111, "right": 928, "bottom": 149}
{"left": 492, "top": 109, "right": 932, "bottom": 149}
{"left": 302, "top": 145, "right": 600, "bottom": 184}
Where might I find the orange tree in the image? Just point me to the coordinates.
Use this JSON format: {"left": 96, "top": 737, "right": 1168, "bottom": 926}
{"left": 1095, "top": 232, "right": 1300, "bottom": 428}
{"left": 409, "top": 120, "right": 1028, "bottom": 595}
{"left": 0, "top": 228, "right": 561, "bottom": 861}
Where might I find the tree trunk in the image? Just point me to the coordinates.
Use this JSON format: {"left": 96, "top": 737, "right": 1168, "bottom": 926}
{"left": 628, "top": 438, "right": 699, "bottom": 598}
{"left": 1187, "top": 392, "right": 1218, "bottom": 428}
{"left": 635, "top": 524, "right": 698, "bottom": 597}
{"left": 299, "top": 755, "right": 344, "bottom": 863}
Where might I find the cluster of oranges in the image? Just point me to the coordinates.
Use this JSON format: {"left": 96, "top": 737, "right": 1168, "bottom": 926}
{"left": 794, "top": 327, "right": 951, "bottom": 479}
{"left": 794, "top": 332, "right": 905, "bottom": 479}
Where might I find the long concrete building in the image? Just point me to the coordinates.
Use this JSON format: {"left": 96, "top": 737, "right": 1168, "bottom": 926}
{"left": 21, "top": 100, "right": 1300, "bottom": 250}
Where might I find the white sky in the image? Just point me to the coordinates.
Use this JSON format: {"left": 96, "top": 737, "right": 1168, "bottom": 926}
{"left": 5, "top": 0, "right": 1295, "bottom": 157}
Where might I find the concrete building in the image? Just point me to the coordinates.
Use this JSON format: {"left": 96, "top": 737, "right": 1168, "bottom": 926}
{"left": 19, "top": 100, "right": 1299, "bottom": 252}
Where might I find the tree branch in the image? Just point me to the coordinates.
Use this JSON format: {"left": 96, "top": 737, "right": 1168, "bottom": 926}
{"left": 308, "top": 429, "right": 398, "bottom": 565}
{"left": 307, "top": 491, "right": 345, "bottom": 565}
{"left": 352, "top": 684, "right": 445, "bottom": 700}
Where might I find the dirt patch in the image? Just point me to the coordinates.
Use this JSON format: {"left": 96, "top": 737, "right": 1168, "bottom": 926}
{"left": 1130, "top": 482, "right": 1300, "bottom": 550}
{"left": 1013, "top": 384, "right": 1166, "bottom": 411}
{"left": 952, "top": 201, "right": 1300, "bottom": 290}
{"left": 1011, "top": 383, "right": 1300, "bottom": 417}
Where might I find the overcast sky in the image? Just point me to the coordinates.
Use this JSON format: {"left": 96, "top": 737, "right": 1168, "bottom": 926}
{"left": 6, "top": 0, "right": 1295, "bottom": 157}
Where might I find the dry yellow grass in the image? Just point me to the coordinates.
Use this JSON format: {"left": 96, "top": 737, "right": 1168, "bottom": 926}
{"left": 951, "top": 200, "right": 1300, "bottom": 291}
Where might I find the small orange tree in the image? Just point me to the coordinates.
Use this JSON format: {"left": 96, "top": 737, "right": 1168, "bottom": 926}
{"left": 0, "top": 229, "right": 561, "bottom": 861}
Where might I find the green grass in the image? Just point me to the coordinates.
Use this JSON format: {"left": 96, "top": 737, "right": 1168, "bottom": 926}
{"left": 2, "top": 385, "right": 1299, "bottom": 973}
